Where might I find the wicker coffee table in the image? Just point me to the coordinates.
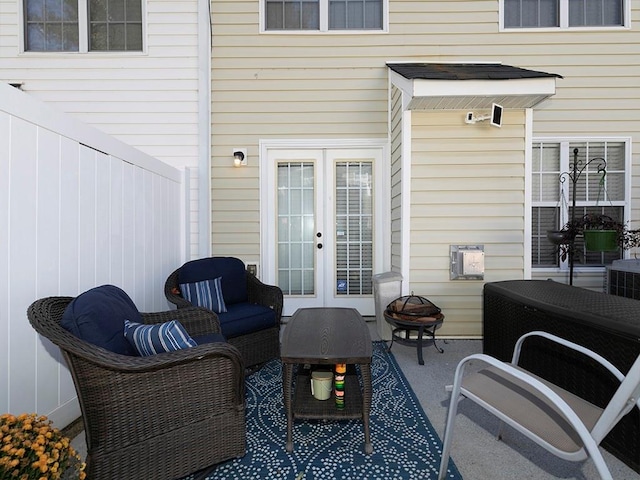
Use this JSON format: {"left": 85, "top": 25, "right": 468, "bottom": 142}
{"left": 281, "top": 307, "right": 373, "bottom": 454}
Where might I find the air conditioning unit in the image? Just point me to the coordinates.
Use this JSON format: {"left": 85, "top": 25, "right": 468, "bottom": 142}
{"left": 606, "top": 259, "right": 640, "bottom": 300}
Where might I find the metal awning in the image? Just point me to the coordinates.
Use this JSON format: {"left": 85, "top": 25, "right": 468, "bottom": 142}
{"left": 387, "top": 63, "right": 563, "bottom": 110}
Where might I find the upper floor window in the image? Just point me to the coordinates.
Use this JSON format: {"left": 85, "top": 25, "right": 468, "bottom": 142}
{"left": 531, "top": 139, "right": 629, "bottom": 269}
{"left": 24, "top": 0, "right": 143, "bottom": 52}
{"left": 504, "top": 0, "right": 626, "bottom": 29}
{"left": 264, "top": 0, "right": 384, "bottom": 32}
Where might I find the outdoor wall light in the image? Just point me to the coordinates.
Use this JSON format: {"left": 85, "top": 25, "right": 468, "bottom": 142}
{"left": 233, "top": 148, "right": 247, "bottom": 167}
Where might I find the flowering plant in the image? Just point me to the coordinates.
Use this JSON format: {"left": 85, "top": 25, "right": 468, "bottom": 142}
{"left": 0, "top": 413, "right": 86, "bottom": 480}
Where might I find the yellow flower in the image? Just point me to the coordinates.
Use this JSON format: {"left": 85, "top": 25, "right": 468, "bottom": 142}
{"left": 0, "top": 413, "right": 86, "bottom": 480}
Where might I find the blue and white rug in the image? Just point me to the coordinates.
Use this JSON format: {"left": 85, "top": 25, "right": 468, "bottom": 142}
{"left": 199, "top": 342, "right": 462, "bottom": 479}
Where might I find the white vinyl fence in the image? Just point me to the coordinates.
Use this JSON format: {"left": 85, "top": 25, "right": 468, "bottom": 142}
{"left": 0, "top": 82, "right": 184, "bottom": 427}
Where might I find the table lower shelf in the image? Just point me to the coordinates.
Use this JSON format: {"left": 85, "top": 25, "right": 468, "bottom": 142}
{"left": 293, "top": 369, "right": 363, "bottom": 420}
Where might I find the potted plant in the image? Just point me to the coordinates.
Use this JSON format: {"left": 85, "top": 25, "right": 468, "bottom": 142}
{"left": 0, "top": 413, "right": 86, "bottom": 480}
{"left": 580, "top": 213, "right": 623, "bottom": 251}
{"left": 556, "top": 213, "right": 640, "bottom": 253}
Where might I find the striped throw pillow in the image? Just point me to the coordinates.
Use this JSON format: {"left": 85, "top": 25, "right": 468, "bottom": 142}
{"left": 179, "top": 277, "right": 227, "bottom": 314}
{"left": 123, "top": 319, "right": 197, "bottom": 356}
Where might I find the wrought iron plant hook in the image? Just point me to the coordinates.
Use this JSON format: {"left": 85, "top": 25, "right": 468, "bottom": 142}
{"left": 557, "top": 148, "right": 608, "bottom": 285}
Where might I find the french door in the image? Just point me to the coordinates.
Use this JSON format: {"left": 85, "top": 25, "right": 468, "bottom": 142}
{"left": 261, "top": 145, "right": 385, "bottom": 316}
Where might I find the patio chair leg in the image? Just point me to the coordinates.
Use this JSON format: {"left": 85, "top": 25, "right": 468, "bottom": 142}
{"left": 438, "top": 387, "right": 462, "bottom": 480}
{"left": 496, "top": 420, "right": 505, "bottom": 440}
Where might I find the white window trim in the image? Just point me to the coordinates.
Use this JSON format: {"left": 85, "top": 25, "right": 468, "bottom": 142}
{"left": 530, "top": 136, "right": 633, "bottom": 273}
{"left": 259, "top": 0, "right": 389, "bottom": 34}
{"left": 498, "top": 0, "right": 631, "bottom": 31}
{"left": 19, "top": 0, "right": 147, "bottom": 54}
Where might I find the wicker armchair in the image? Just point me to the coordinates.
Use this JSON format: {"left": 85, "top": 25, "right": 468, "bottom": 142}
{"left": 165, "top": 257, "right": 283, "bottom": 369}
{"left": 27, "top": 296, "right": 246, "bottom": 480}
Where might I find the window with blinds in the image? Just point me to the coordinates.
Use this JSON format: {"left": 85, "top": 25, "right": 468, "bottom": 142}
{"left": 264, "top": 0, "right": 384, "bottom": 31}
{"left": 24, "top": 0, "right": 143, "bottom": 52}
{"left": 503, "top": 0, "right": 626, "bottom": 29}
{"left": 531, "top": 140, "right": 627, "bottom": 269}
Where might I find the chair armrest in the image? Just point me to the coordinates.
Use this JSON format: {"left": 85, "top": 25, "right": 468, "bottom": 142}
{"left": 247, "top": 272, "right": 283, "bottom": 323}
{"left": 64, "top": 334, "right": 243, "bottom": 373}
{"left": 141, "top": 307, "right": 222, "bottom": 336}
{"left": 164, "top": 268, "right": 193, "bottom": 308}
{"left": 72, "top": 342, "right": 245, "bottom": 454}
{"left": 513, "top": 331, "right": 625, "bottom": 383}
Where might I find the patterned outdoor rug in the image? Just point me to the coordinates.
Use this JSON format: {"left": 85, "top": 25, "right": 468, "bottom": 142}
{"left": 192, "top": 341, "right": 462, "bottom": 480}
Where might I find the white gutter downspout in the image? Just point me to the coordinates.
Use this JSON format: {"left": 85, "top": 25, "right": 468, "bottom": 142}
{"left": 197, "top": 0, "right": 212, "bottom": 258}
{"left": 401, "top": 92, "right": 412, "bottom": 294}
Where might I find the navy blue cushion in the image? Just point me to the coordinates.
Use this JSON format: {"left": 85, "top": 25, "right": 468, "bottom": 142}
{"left": 217, "top": 303, "right": 276, "bottom": 338}
{"left": 61, "top": 285, "right": 140, "bottom": 356}
{"left": 177, "top": 257, "right": 247, "bottom": 305}
{"left": 123, "top": 319, "right": 197, "bottom": 356}
{"left": 192, "top": 333, "right": 227, "bottom": 345}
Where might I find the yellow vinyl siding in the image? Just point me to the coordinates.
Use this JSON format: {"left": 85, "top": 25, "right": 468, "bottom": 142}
{"left": 210, "top": 0, "right": 640, "bottom": 334}
{"left": 408, "top": 110, "right": 526, "bottom": 336}
{"left": 390, "top": 85, "right": 404, "bottom": 273}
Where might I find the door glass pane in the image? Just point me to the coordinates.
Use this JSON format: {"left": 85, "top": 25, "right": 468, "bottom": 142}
{"left": 335, "top": 161, "right": 373, "bottom": 296}
{"left": 277, "top": 162, "right": 315, "bottom": 295}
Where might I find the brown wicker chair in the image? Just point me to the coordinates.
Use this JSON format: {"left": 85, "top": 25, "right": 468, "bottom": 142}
{"left": 27, "top": 296, "right": 246, "bottom": 480}
{"left": 165, "top": 257, "right": 283, "bottom": 369}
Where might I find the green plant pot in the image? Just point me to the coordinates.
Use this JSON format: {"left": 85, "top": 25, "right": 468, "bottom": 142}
{"left": 583, "top": 230, "right": 619, "bottom": 252}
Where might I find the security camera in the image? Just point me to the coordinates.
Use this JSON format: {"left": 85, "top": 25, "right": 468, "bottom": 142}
{"left": 465, "top": 112, "right": 474, "bottom": 124}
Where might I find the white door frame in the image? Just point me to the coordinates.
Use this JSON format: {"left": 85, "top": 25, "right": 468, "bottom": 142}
{"left": 260, "top": 138, "right": 391, "bottom": 316}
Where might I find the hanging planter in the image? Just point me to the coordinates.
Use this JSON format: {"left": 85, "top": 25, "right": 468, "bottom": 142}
{"left": 546, "top": 229, "right": 573, "bottom": 245}
{"left": 583, "top": 229, "right": 619, "bottom": 252}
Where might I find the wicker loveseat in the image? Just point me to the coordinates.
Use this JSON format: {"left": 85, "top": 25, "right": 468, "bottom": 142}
{"left": 165, "top": 257, "right": 283, "bottom": 368}
{"left": 27, "top": 285, "right": 246, "bottom": 480}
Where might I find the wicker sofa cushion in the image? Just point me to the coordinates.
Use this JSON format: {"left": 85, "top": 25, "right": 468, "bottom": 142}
{"left": 220, "top": 303, "right": 276, "bottom": 338}
{"left": 61, "top": 284, "right": 140, "bottom": 356}
{"left": 123, "top": 319, "right": 197, "bottom": 356}
{"left": 178, "top": 257, "right": 247, "bottom": 305}
{"left": 179, "top": 277, "right": 228, "bottom": 313}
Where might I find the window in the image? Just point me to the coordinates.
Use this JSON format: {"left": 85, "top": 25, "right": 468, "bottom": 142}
{"left": 24, "top": 0, "right": 143, "bottom": 52}
{"left": 531, "top": 140, "right": 628, "bottom": 269}
{"left": 503, "top": 0, "right": 625, "bottom": 29}
{"left": 265, "top": 0, "right": 384, "bottom": 31}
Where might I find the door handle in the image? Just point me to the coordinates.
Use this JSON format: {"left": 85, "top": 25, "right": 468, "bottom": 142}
{"left": 317, "top": 243, "right": 323, "bottom": 249}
